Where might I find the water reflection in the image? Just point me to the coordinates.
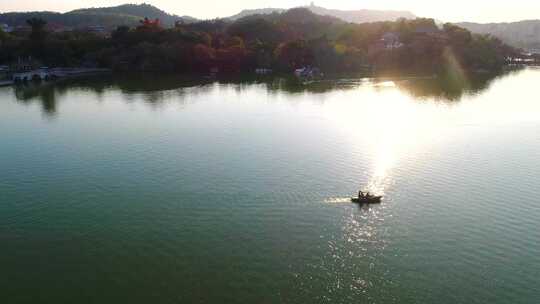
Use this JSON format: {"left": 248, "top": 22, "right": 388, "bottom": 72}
{"left": 13, "top": 83, "right": 61, "bottom": 116}
{"left": 395, "top": 68, "right": 523, "bottom": 101}
{"left": 5, "top": 69, "right": 521, "bottom": 116}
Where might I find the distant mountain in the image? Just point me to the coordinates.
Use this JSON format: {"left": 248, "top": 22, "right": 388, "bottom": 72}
{"left": 0, "top": 4, "right": 197, "bottom": 30}
{"left": 228, "top": 4, "right": 415, "bottom": 23}
{"left": 0, "top": 11, "right": 138, "bottom": 29}
{"left": 227, "top": 8, "right": 285, "bottom": 21}
{"left": 226, "top": 8, "right": 346, "bottom": 43}
{"left": 1, "top": 3, "right": 417, "bottom": 33}
{"left": 308, "top": 5, "right": 415, "bottom": 23}
{"left": 458, "top": 20, "right": 540, "bottom": 52}
{"left": 69, "top": 4, "right": 198, "bottom": 26}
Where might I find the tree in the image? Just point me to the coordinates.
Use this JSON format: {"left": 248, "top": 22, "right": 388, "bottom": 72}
{"left": 227, "top": 18, "right": 283, "bottom": 46}
{"left": 224, "top": 36, "right": 245, "bottom": 49}
{"left": 274, "top": 40, "right": 314, "bottom": 71}
{"left": 0, "top": 27, "right": 9, "bottom": 47}
{"left": 192, "top": 43, "right": 216, "bottom": 70}
{"left": 112, "top": 26, "right": 130, "bottom": 41}
{"left": 26, "top": 17, "right": 48, "bottom": 41}
{"left": 137, "top": 18, "right": 162, "bottom": 32}
{"left": 444, "top": 23, "right": 472, "bottom": 46}
{"left": 0, "top": 9, "right": 517, "bottom": 74}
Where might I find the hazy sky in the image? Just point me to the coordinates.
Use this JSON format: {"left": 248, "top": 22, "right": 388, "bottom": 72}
{"left": 1, "top": 0, "right": 539, "bottom": 23}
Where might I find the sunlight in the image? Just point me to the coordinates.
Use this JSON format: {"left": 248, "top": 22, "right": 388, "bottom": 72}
{"left": 320, "top": 69, "right": 540, "bottom": 199}
{"left": 322, "top": 84, "right": 415, "bottom": 195}
{"left": 365, "top": 140, "right": 396, "bottom": 195}
{"left": 442, "top": 47, "right": 470, "bottom": 91}
{"left": 322, "top": 80, "right": 457, "bottom": 196}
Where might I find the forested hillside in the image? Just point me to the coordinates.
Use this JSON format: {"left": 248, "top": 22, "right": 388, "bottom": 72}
{"left": 227, "top": 5, "right": 415, "bottom": 23}
{"left": 458, "top": 20, "right": 540, "bottom": 51}
{"left": 0, "top": 4, "right": 196, "bottom": 29}
{"left": 0, "top": 8, "right": 518, "bottom": 74}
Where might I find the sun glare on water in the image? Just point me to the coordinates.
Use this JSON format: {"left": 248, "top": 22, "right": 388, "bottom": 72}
{"left": 322, "top": 79, "right": 457, "bottom": 196}
{"left": 324, "top": 68, "right": 540, "bottom": 200}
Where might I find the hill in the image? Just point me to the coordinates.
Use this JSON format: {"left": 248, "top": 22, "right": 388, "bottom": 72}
{"left": 1, "top": 3, "right": 416, "bottom": 30}
{"left": 458, "top": 20, "right": 540, "bottom": 52}
{"left": 227, "top": 4, "right": 415, "bottom": 23}
{"left": 69, "top": 4, "right": 198, "bottom": 26}
{"left": 227, "top": 8, "right": 285, "bottom": 20}
{"left": 0, "top": 4, "right": 197, "bottom": 30}
{"left": 308, "top": 5, "right": 415, "bottom": 23}
{"left": 227, "top": 8, "right": 345, "bottom": 42}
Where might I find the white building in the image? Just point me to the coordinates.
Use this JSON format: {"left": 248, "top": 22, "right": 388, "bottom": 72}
{"left": 381, "top": 32, "right": 403, "bottom": 49}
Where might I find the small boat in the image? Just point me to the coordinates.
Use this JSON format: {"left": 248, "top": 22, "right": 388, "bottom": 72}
{"left": 351, "top": 191, "right": 382, "bottom": 204}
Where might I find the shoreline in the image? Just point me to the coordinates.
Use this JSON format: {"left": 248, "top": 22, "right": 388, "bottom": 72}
{"left": 0, "top": 80, "right": 14, "bottom": 87}
{"left": 6, "top": 68, "right": 112, "bottom": 86}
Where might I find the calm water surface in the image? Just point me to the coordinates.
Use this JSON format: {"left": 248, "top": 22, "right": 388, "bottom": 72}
{"left": 1, "top": 69, "right": 539, "bottom": 303}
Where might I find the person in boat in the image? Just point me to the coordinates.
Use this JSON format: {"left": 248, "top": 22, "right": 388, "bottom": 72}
{"left": 359, "top": 191, "right": 374, "bottom": 199}
{"left": 358, "top": 191, "right": 365, "bottom": 199}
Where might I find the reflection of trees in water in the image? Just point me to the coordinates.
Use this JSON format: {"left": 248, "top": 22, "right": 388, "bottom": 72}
{"left": 100, "top": 73, "right": 216, "bottom": 105}
{"left": 395, "top": 68, "right": 522, "bottom": 101}
{"left": 99, "top": 73, "right": 315, "bottom": 102}
{"left": 263, "top": 69, "right": 520, "bottom": 101}
{"left": 267, "top": 77, "right": 344, "bottom": 94}
{"left": 10, "top": 68, "right": 524, "bottom": 115}
{"left": 102, "top": 73, "right": 348, "bottom": 96}
{"left": 257, "top": 70, "right": 520, "bottom": 100}
{"left": 14, "top": 83, "right": 59, "bottom": 116}
{"left": 13, "top": 78, "right": 110, "bottom": 116}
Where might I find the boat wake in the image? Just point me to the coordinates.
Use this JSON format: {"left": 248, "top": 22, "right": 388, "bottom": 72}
{"left": 324, "top": 197, "right": 352, "bottom": 204}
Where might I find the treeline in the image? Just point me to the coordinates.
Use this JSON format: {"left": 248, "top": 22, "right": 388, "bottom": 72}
{"left": 0, "top": 8, "right": 519, "bottom": 74}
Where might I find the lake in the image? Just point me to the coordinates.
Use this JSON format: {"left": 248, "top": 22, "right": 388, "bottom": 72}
{"left": 1, "top": 68, "right": 539, "bottom": 303}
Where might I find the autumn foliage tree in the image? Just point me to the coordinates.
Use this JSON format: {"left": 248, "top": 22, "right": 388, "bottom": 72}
{"left": 138, "top": 18, "right": 162, "bottom": 32}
